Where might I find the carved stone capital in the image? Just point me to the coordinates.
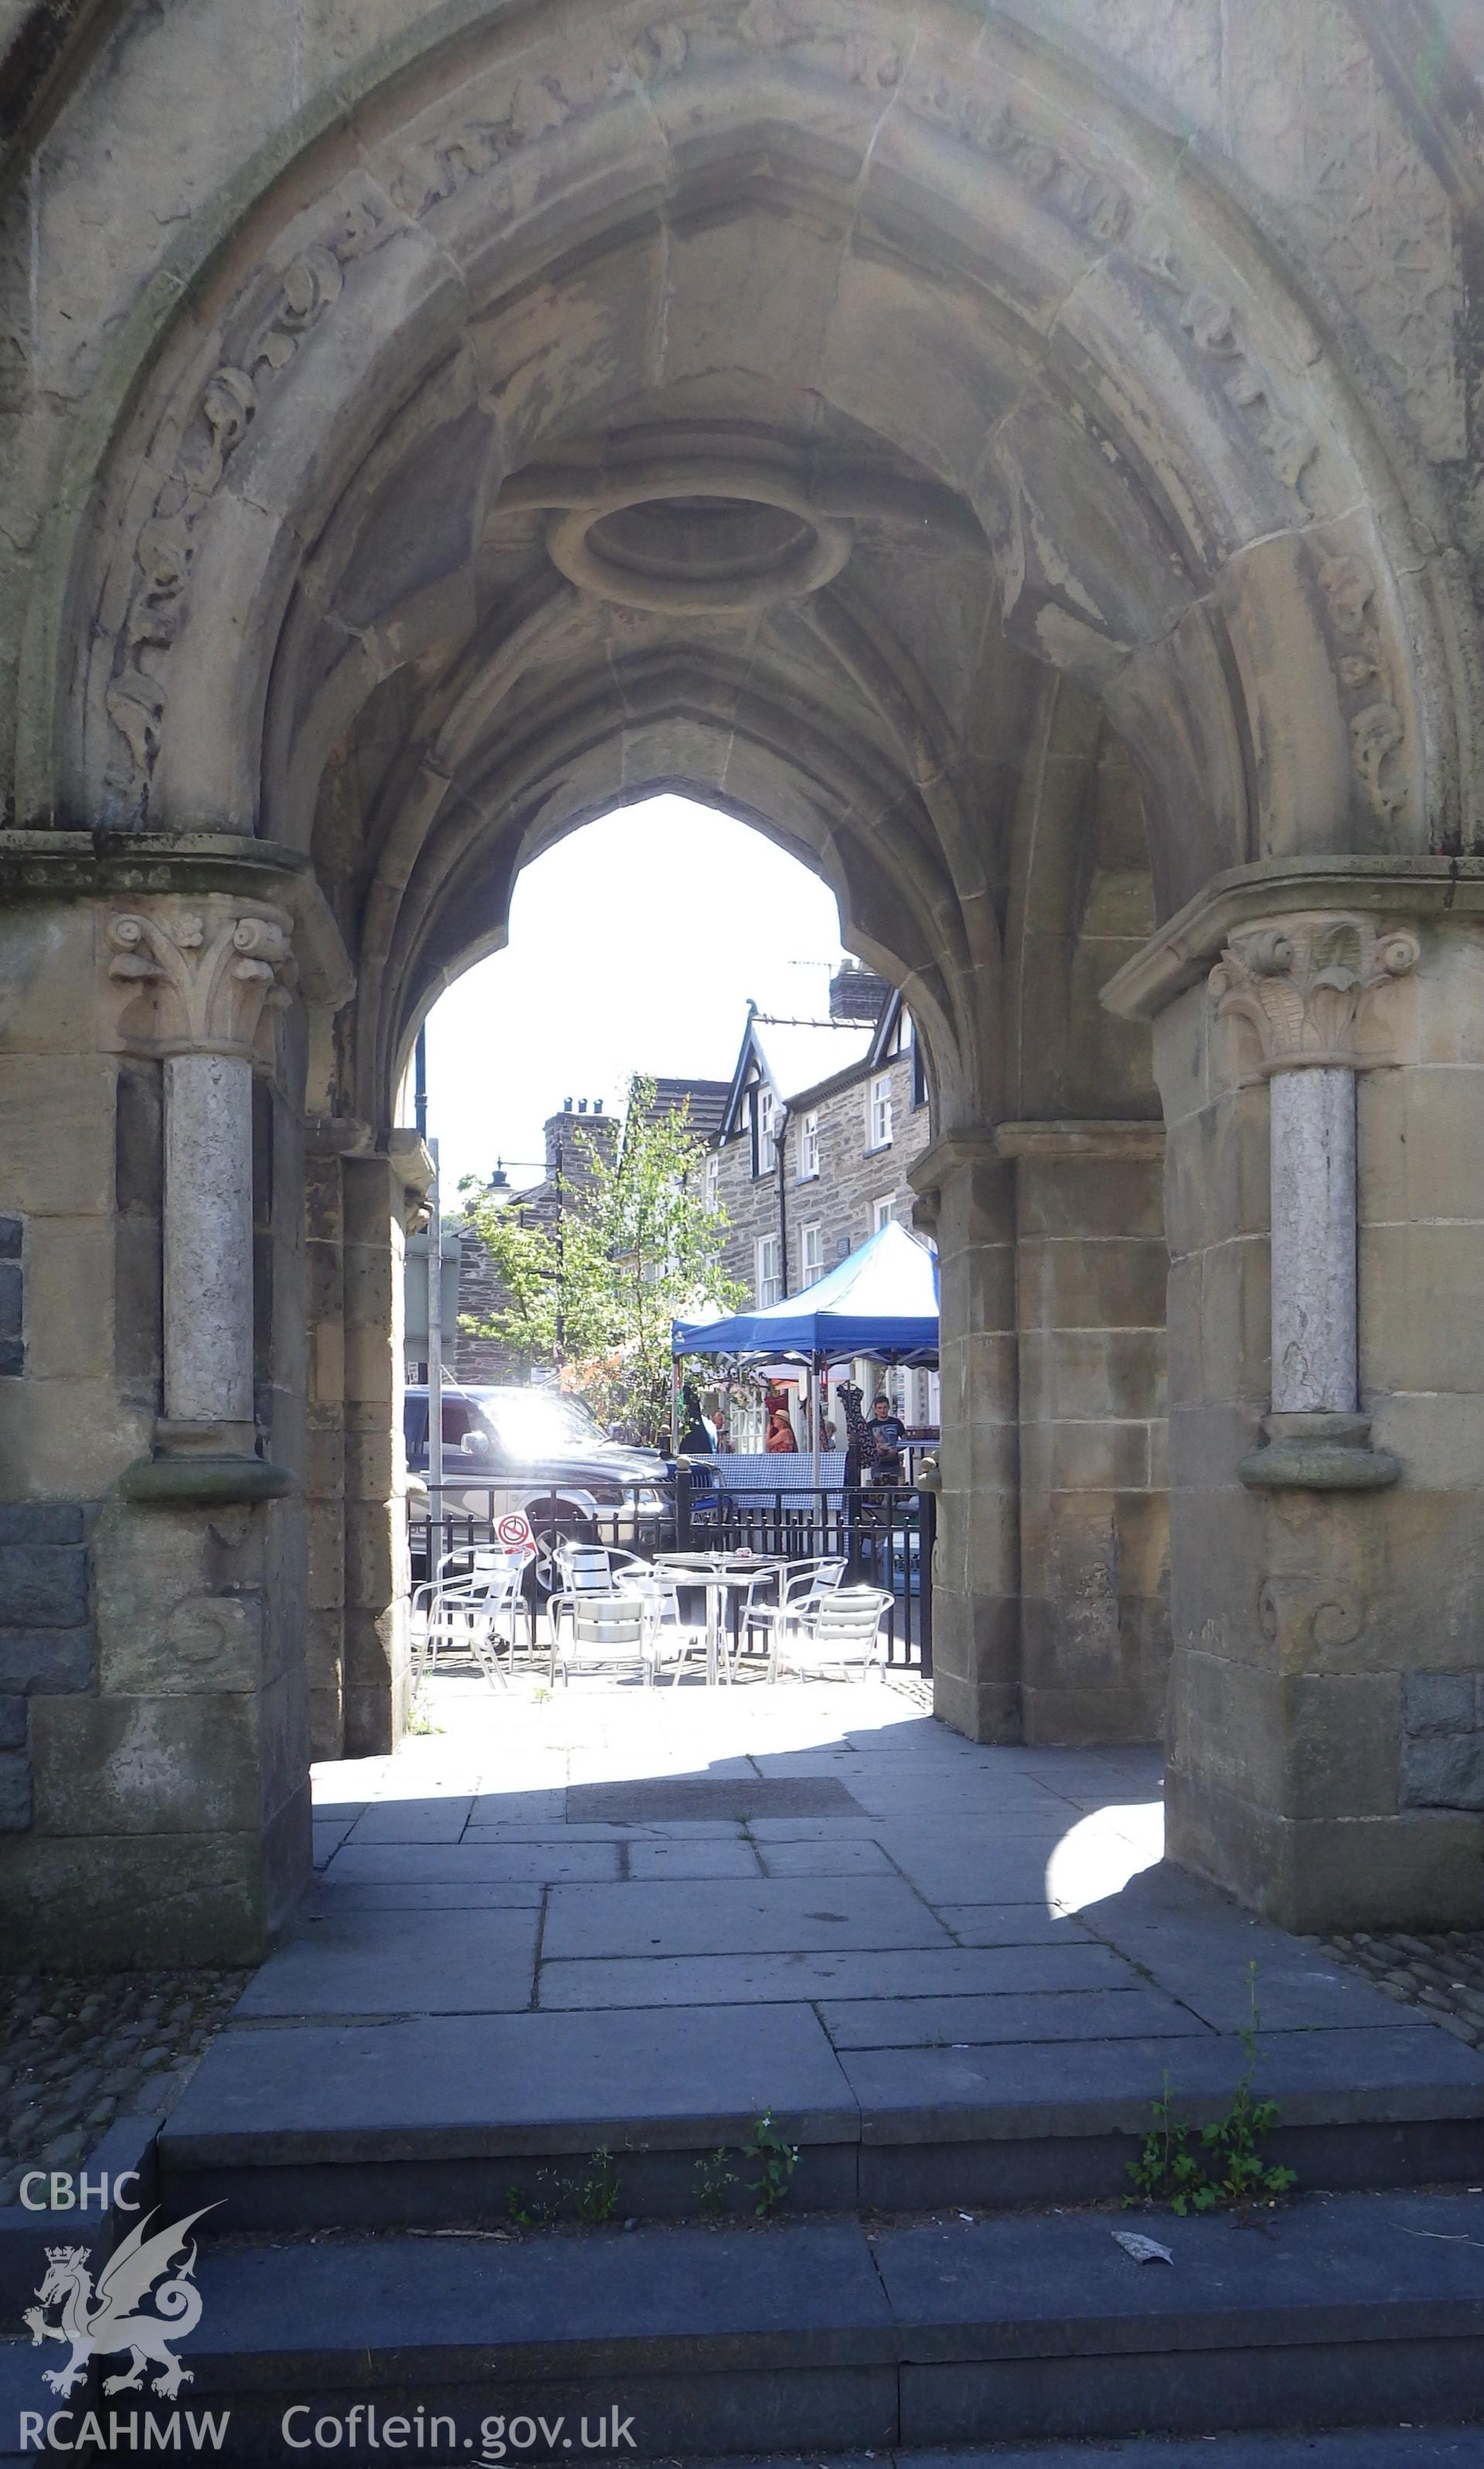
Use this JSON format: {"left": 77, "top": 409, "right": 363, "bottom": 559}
{"left": 1209, "top": 912, "right": 1418, "bottom": 1074}
{"left": 100, "top": 895, "right": 296, "bottom": 1062}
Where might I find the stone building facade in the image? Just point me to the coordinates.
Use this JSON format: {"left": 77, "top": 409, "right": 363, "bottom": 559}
{"left": 4, "top": 0, "right": 1484, "bottom": 1955}
{"left": 710, "top": 981, "right": 931, "bottom": 1298}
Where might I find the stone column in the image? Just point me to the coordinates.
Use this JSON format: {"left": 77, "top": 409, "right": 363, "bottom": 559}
{"left": 1104, "top": 870, "right": 1484, "bottom": 1932}
{"left": 997, "top": 1120, "right": 1169, "bottom": 1745}
{"left": 1268, "top": 1068, "right": 1356, "bottom": 1414}
{"left": 341, "top": 1133, "right": 430, "bottom": 1756}
{"left": 304, "top": 1134, "right": 349, "bottom": 1760}
{"left": 910, "top": 1133, "right": 1020, "bottom": 1742}
{"left": 163, "top": 1051, "right": 254, "bottom": 1438}
{"left": 105, "top": 901, "right": 296, "bottom": 1500}
{"left": 1209, "top": 915, "right": 1416, "bottom": 1489}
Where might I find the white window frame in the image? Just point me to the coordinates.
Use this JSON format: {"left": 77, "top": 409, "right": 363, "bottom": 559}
{"left": 799, "top": 1111, "right": 820, "bottom": 1180}
{"left": 800, "top": 1220, "right": 823, "bottom": 1284}
{"left": 752, "top": 1088, "right": 780, "bottom": 1178}
{"left": 704, "top": 1150, "right": 720, "bottom": 1212}
{"left": 867, "top": 1072, "right": 893, "bottom": 1152}
{"left": 873, "top": 1194, "right": 895, "bottom": 1233}
{"left": 756, "top": 1231, "right": 783, "bottom": 1307}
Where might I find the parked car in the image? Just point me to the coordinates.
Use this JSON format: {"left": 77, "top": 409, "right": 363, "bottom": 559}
{"left": 403, "top": 1384, "right": 672, "bottom": 1587}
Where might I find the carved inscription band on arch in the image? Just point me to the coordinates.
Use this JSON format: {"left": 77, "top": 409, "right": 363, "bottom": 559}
{"left": 95, "top": 0, "right": 1360, "bottom": 822}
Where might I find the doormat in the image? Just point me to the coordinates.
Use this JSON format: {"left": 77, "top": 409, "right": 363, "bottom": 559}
{"left": 566, "top": 1776, "right": 860, "bottom": 1822}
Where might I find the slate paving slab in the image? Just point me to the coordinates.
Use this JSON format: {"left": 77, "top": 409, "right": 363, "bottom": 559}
{"left": 541, "top": 1877, "right": 955, "bottom": 1960}
{"left": 163, "top": 2005, "right": 856, "bottom": 2161}
{"left": 307, "top": 1879, "right": 543, "bottom": 1912}
{"left": 938, "top": 1905, "right": 1109, "bottom": 1948}
{"left": 880, "top": 1840, "right": 1155, "bottom": 1910}
{"left": 325, "top": 1840, "right": 621, "bottom": 1885}
{"left": 463, "top": 1822, "right": 723, "bottom": 1842}
{"left": 345, "top": 1796, "right": 475, "bottom": 1842}
{"left": 190, "top": 2220, "right": 893, "bottom": 2379}
{"left": 471, "top": 1788, "right": 567, "bottom": 1823}
{"left": 819, "top": 1985, "right": 1210, "bottom": 2050}
{"left": 311, "top": 1821, "right": 352, "bottom": 1870}
{"left": 871, "top": 2186, "right": 1484, "bottom": 2353}
{"left": 841, "top": 2022, "right": 1484, "bottom": 2144}
{"left": 1086, "top": 1921, "right": 1428, "bottom": 2034}
{"left": 896, "top": 2439, "right": 1484, "bottom": 2466}
{"left": 679, "top": 2441, "right": 1484, "bottom": 2467}
{"left": 538, "top": 1944, "right": 1132, "bottom": 2010}
{"left": 628, "top": 1840, "right": 766, "bottom": 1879}
{"left": 568, "top": 1777, "right": 863, "bottom": 1822}
{"left": 757, "top": 1839, "right": 897, "bottom": 1876}
{"left": 738, "top": 1814, "right": 904, "bottom": 1840}
{"left": 233, "top": 1905, "right": 541, "bottom": 2018}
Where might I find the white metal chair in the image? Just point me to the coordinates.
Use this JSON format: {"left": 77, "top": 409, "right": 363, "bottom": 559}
{"left": 549, "top": 1590, "right": 659, "bottom": 1686}
{"left": 645, "top": 1569, "right": 727, "bottom": 1685}
{"left": 412, "top": 1548, "right": 533, "bottom": 1687}
{"left": 769, "top": 1585, "right": 892, "bottom": 1683}
{"left": 742, "top": 1558, "right": 846, "bottom": 1661}
{"left": 551, "top": 1543, "right": 698, "bottom": 1681}
{"left": 549, "top": 1541, "right": 638, "bottom": 1646}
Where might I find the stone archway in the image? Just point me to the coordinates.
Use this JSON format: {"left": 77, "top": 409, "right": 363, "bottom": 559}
{"left": 4, "top": 0, "right": 1483, "bottom": 1959}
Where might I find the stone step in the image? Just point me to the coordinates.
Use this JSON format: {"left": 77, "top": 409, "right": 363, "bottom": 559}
{"left": 156, "top": 2001, "right": 1484, "bottom": 2230}
{"left": 676, "top": 2442, "right": 1484, "bottom": 2467}
{"left": 104, "top": 2188, "right": 1484, "bottom": 2464}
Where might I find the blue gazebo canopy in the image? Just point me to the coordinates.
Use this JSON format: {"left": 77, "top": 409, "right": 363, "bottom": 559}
{"left": 672, "top": 1220, "right": 939, "bottom": 1364}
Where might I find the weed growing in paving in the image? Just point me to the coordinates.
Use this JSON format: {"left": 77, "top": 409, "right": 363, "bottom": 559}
{"left": 506, "top": 2150, "right": 622, "bottom": 2227}
{"left": 573, "top": 2147, "right": 622, "bottom": 2223}
{"left": 1125, "top": 1965, "right": 1298, "bottom": 2219}
{"left": 694, "top": 2147, "right": 739, "bottom": 2218}
{"left": 742, "top": 2110, "right": 800, "bottom": 2219}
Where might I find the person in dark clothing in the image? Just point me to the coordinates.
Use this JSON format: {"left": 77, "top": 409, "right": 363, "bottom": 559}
{"left": 838, "top": 1381, "right": 873, "bottom": 1491}
{"left": 678, "top": 1382, "right": 715, "bottom": 1456}
{"left": 869, "top": 1392, "right": 906, "bottom": 1484}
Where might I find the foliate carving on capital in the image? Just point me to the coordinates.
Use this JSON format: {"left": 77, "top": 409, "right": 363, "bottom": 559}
{"left": 103, "top": 902, "right": 296, "bottom": 1061}
{"left": 1208, "top": 914, "right": 1419, "bottom": 1075}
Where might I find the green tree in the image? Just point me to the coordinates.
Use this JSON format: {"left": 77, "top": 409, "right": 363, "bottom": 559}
{"left": 460, "top": 1078, "right": 745, "bottom": 1442}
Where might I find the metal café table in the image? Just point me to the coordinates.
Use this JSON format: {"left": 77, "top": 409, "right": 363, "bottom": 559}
{"left": 653, "top": 1551, "right": 788, "bottom": 1683}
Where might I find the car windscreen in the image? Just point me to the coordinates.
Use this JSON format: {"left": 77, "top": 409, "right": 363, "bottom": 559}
{"left": 470, "top": 1392, "right": 604, "bottom": 1457}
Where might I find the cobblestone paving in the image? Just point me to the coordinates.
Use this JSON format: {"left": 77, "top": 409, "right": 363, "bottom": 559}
{"left": 0, "top": 1970, "right": 247, "bottom": 2204}
{"left": 1322, "top": 1929, "right": 1484, "bottom": 2046}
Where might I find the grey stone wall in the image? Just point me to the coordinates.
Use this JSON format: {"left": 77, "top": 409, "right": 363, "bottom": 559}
{"left": 1404, "top": 1675, "right": 1484, "bottom": 1811}
{"left": 454, "top": 1216, "right": 523, "bottom": 1386}
{"left": 0, "top": 1502, "right": 94, "bottom": 1834}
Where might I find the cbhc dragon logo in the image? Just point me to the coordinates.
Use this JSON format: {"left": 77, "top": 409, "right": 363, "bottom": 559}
{"left": 24, "top": 2206, "right": 218, "bottom": 2399}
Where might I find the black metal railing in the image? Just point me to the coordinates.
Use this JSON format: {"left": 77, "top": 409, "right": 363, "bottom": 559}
{"left": 410, "top": 1482, "right": 672, "bottom": 1593}
{"left": 682, "top": 1475, "right": 933, "bottom": 1670}
{"left": 409, "top": 1471, "right": 934, "bottom": 1672}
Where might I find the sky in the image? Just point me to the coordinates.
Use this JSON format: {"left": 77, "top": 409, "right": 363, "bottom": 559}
{"left": 420, "top": 795, "right": 847, "bottom": 1201}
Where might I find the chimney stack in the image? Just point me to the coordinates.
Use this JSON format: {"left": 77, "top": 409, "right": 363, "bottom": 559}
{"left": 829, "top": 959, "right": 890, "bottom": 1023}
{"left": 545, "top": 1099, "right": 618, "bottom": 1180}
